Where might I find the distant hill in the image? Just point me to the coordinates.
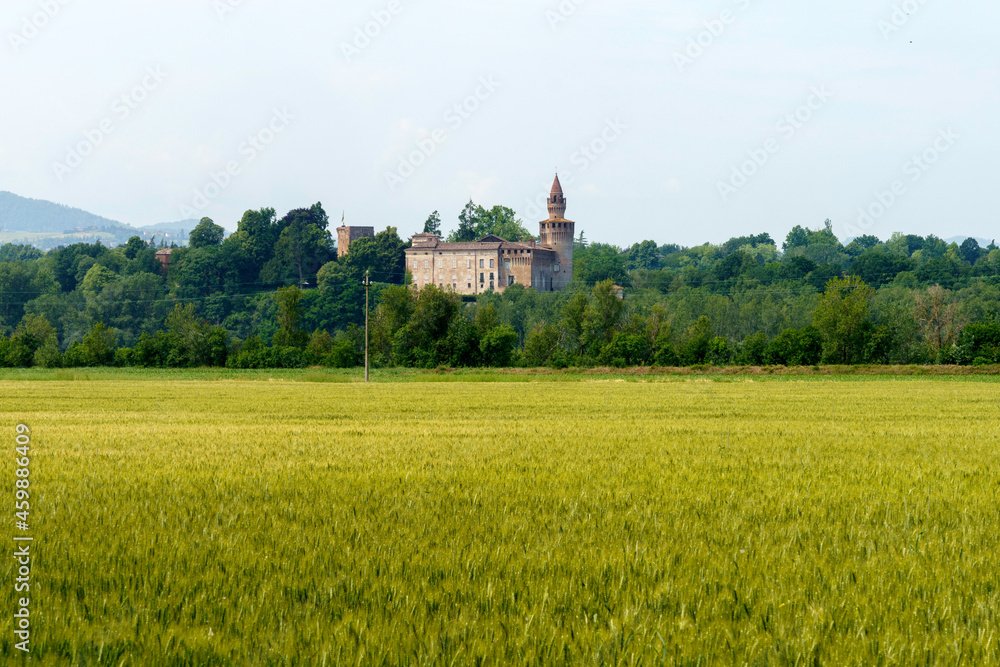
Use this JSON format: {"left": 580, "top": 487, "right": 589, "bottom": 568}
{"left": 0, "top": 191, "right": 127, "bottom": 234}
{"left": 137, "top": 220, "right": 199, "bottom": 235}
{"left": 0, "top": 191, "right": 195, "bottom": 250}
{"left": 944, "top": 236, "right": 993, "bottom": 247}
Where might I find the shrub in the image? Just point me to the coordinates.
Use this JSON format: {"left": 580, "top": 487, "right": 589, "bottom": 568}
{"left": 325, "top": 337, "right": 362, "bottom": 369}
{"left": 599, "top": 332, "right": 650, "bottom": 368}
{"left": 956, "top": 321, "right": 1000, "bottom": 365}
{"left": 480, "top": 325, "right": 519, "bottom": 368}
{"left": 766, "top": 326, "right": 823, "bottom": 366}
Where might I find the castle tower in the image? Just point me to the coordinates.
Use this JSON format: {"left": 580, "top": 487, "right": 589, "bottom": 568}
{"left": 336, "top": 213, "right": 375, "bottom": 258}
{"left": 538, "top": 173, "right": 575, "bottom": 289}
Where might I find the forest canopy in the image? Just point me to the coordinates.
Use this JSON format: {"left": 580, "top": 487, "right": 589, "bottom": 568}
{"left": 2, "top": 202, "right": 999, "bottom": 370}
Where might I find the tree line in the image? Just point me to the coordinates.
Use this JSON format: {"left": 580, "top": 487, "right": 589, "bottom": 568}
{"left": 1, "top": 204, "right": 999, "bottom": 369}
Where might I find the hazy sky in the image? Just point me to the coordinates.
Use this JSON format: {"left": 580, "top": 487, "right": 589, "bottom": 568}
{"left": 2, "top": 0, "right": 997, "bottom": 247}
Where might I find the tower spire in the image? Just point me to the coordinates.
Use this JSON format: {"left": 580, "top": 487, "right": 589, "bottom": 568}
{"left": 547, "top": 172, "right": 566, "bottom": 219}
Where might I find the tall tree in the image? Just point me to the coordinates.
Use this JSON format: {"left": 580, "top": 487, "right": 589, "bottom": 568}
{"left": 268, "top": 204, "right": 334, "bottom": 287}
{"left": 959, "top": 238, "right": 983, "bottom": 265}
{"left": 423, "top": 211, "right": 441, "bottom": 235}
{"left": 273, "top": 286, "right": 308, "bottom": 348}
{"left": 813, "top": 276, "right": 875, "bottom": 364}
{"left": 914, "top": 284, "right": 965, "bottom": 361}
{"left": 235, "top": 207, "right": 279, "bottom": 268}
{"left": 189, "top": 217, "right": 226, "bottom": 249}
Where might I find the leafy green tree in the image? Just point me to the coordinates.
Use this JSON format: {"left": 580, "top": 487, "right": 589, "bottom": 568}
{"left": 765, "top": 327, "right": 823, "bottom": 366}
{"left": 68, "top": 322, "right": 116, "bottom": 366}
{"left": 34, "top": 336, "right": 63, "bottom": 368}
{"left": 423, "top": 211, "right": 442, "bottom": 235}
{"left": 626, "top": 240, "right": 663, "bottom": 271}
{"left": 15, "top": 314, "right": 56, "bottom": 346}
{"left": 960, "top": 238, "right": 983, "bottom": 265}
{"left": 560, "top": 292, "right": 589, "bottom": 357}
{"left": 705, "top": 336, "right": 732, "bottom": 365}
{"left": 0, "top": 244, "right": 43, "bottom": 262}
{"left": 679, "top": 316, "right": 713, "bottom": 365}
{"left": 783, "top": 225, "right": 811, "bottom": 251}
{"left": 845, "top": 235, "right": 882, "bottom": 256}
{"left": 712, "top": 250, "right": 758, "bottom": 284}
{"left": 81, "top": 264, "right": 117, "bottom": 296}
{"left": 479, "top": 205, "right": 533, "bottom": 241}
{"left": 581, "top": 280, "right": 625, "bottom": 353}
{"left": 369, "top": 285, "right": 414, "bottom": 363}
{"left": 334, "top": 227, "right": 408, "bottom": 284}
{"left": 164, "top": 303, "right": 228, "bottom": 367}
{"left": 393, "top": 286, "right": 460, "bottom": 367}
{"left": 599, "top": 332, "right": 649, "bottom": 367}
{"left": 450, "top": 200, "right": 480, "bottom": 242}
{"left": 652, "top": 328, "right": 680, "bottom": 366}
{"left": 273, "top": 286, "right": 308, "bottom": 348}
{"left": 267, "top": 204, "right": 334, "bottom": 287}
{"left": 722, "top": 233, "right": 775, "bottom": 256}
{"left": 813, "top": 277, "right": 875, "bottom": 364}
{"left": 849, "top": 250, "right": 914, "bottom": 287}
{"left": 474, "top": 303, "right": 500, "bottom": 337}
{"left": 122, "top": 236, "right": 148, "bottom": 260}
{"left": 574, "top": 244, "right": 629, "bottom": 286}
{"left": 47, "top": 242, "right": 108, "bottom": 292}
{"left": 305, "top": 329, "right": 333, "bottom": 364}
{"left": 737, "top": 332, "right": 769, "bottom": 365}
{"left": 189, "top": 217, "right": 226, "bottom": 249}
{"left": 327, "top": 332, "right": 363, "bottom": 368}
{"left": 0, "top": 261, "right": 59, "bottom": 331}
{"left": 234, "top": 207, "right": 280, "bottom": 268}
{"left": 480, "top": 324, "right": 519, "bottom": 367}
{"left": 955, "top": 321, "right": 1000, "bottom": 365}
{"left": 522, "top": 323, "right": 561, "bottom": 367}
{"left": 914, "top": 254, "right": 970, "bottom": 289}
{"left": 446, "top": 202, "right": 533, "bottom": 242}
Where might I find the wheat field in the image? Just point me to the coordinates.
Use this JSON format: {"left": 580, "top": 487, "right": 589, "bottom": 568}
{"left": 2, "top": 375, "right": 999, "bottom": 665}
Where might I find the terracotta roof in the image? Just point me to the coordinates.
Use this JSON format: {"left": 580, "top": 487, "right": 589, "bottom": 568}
{"left": 550, "top": 173, "right": 563, "bottom": 196}
{"left": 408, "top": 242, "right": 503, "bottom": 251}
{"left": 406, "top": 240, "right": 557, "bottom": 255}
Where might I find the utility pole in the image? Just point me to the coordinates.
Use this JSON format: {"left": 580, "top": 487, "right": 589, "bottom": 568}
{"left": 363, "top": 269, "right": 372, "bottom": 383}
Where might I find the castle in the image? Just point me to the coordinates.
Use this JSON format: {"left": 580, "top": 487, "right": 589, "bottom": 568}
{"left": 403, "top": 174, "right": 576, "bottom": 295}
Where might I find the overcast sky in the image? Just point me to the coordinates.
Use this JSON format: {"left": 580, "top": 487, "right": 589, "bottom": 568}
{"left": 2, "top": 0, "right": 997, "bottom": 247}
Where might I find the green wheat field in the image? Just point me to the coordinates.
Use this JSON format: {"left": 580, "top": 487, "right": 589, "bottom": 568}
{"left": 2, "top": 372, "right": 999, "bottom": 665}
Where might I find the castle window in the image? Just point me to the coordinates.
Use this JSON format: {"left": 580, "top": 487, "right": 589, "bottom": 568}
{"left": 480, "top": 273, "right": 484, "bottom": 282}
{"left": 508, "top": 276, "right": 514, "bottom": 286}
{"left": 490, "top": 259, "right": 494, "bottom": 268}
{"left": 467, "top": 260, "right": 472, "bottom": 269}
{"left": 504, "top": 260, "right": 510, "bottom": 270}
{"left": 490, "top": 273, "right": 494, "bottom": 281}
{"left": 468, "top": 283, "right": 471, "bottom": 288}
{"left": 424, "top": 260, "right": 429, "bottom": 269}
{"left": 453, "top": 260, "right": 457, "bottom": 268}
{"left": 479, "top": 259, "right": 484, "bottom": 268}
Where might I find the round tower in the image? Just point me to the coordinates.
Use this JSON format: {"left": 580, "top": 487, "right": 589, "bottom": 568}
{"left": 538, "top": 173, "right": 575, "bottom": 290}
